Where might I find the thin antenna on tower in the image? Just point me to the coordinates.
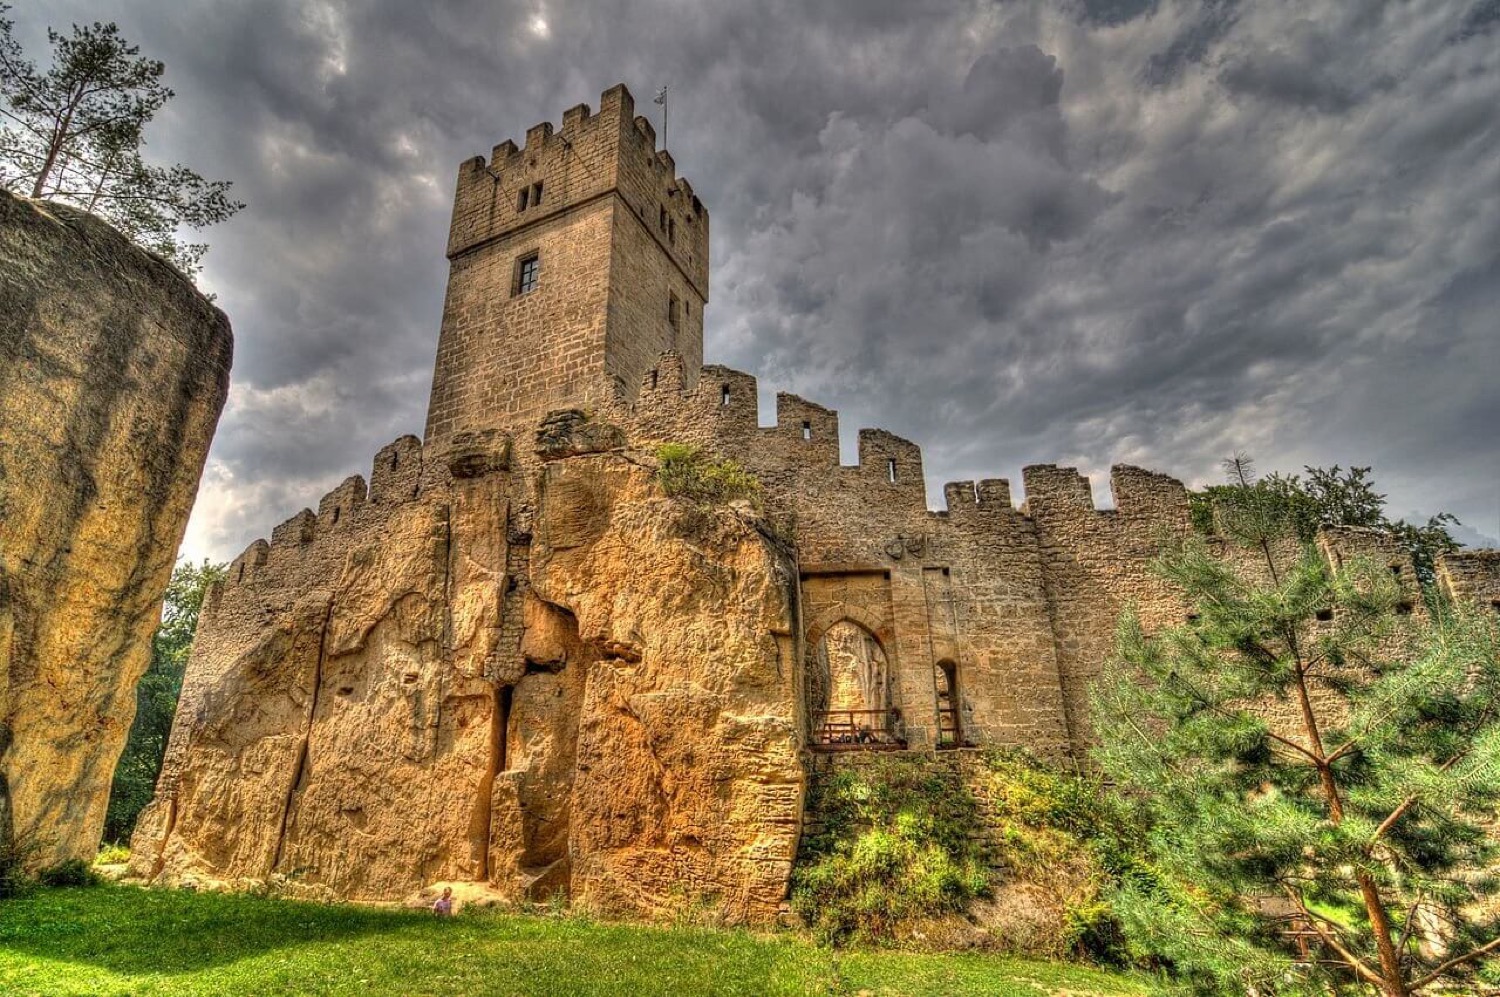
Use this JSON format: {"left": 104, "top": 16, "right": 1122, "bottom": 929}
{"left": 654, "top": 85, "right": 669, "bottom": 148}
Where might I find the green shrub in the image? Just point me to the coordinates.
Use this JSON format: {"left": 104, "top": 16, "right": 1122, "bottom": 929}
{"left": 655, "top": 444, "right": 762, "bottom": 509}
{"left": 37, "top": 858, "right": 100, "bottom": 888}
{"left": 95, "top": 842, "right": 130, "bottom": 865}
{"left": 791, "top": 759, "right": 990, "bottom": 945}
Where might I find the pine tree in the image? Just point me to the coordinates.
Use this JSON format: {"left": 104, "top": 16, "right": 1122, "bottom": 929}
{"left": 0, "top": 5, "right": 241, "bottom": 274}
{"left": 1095, "top": 458, "right": 1500, "bottom": 995}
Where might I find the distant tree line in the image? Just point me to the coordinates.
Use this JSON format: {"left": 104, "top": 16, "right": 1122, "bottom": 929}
{"left": 105, "top": 560, "right": 224, "bottom": 843}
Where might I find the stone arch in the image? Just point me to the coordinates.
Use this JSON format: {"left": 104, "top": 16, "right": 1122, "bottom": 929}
{"left": 805, "top": 616, "right": 902, "bottom": 748}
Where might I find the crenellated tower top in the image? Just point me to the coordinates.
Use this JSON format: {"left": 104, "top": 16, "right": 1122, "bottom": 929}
{"left": 424, "top": 83, "right": 709, "bottom": 449}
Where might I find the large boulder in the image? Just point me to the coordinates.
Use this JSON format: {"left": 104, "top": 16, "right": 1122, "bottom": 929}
{"left": 0, "top": 190, "right": 232, "bottom": 869}
{"left": 130, "top": 450, "right": 803, "bottom": 923}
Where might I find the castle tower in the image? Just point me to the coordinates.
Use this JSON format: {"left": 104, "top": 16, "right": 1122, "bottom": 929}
{"left": 423, "top": 84, "right": 709, "bottom": 449}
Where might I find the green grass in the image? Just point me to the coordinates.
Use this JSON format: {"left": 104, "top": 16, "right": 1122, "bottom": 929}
{"left": 0, "top": 885, "right": 1154, "bottom": 996}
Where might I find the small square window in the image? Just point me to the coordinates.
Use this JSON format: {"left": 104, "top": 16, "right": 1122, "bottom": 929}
{"left": 515, "top": 253, "right": 540, "bottom": 295}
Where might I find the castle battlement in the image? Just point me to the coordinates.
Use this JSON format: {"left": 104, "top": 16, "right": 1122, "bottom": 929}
{"left": 141, "top": 84, "right": 1500, "bottom": 924}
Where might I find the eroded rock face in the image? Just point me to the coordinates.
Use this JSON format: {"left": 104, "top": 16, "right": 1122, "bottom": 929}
{"left": 131, "top": 449, "right": 803, "bottom": 922}
{"left": 0, "top": 190, "right": 232, "bottom": 868}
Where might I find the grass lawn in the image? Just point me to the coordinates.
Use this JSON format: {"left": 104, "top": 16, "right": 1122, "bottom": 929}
{"left": 0, "top": 884, "right": 1155, "bottom": 996}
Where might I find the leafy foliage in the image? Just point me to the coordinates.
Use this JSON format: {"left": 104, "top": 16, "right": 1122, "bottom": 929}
{"left": 791, "top": 758, "right": 991, "bottom": 945}
{"left": 971, "top": 751, "right": 1156, "bottom": 961}
{"left": 1094, "top": 464, "right": 1500, "bottom": 995}
{"left": 36, "top": 858, "right": 99, "bottom": 889}
{"left": 1188, "top": 457, "right": 1460, "bottom": 587}
{"left": 0, "top": 5, "right": 241, "bottom": 274}
{"left": 104, "top": 559, "right": 226, "bottom": 843}
{"left": 655, "top": 443, "right": 762, "bottom": 509}
{"left": 791, "top": 754, "right": 1149, "bottom": 958}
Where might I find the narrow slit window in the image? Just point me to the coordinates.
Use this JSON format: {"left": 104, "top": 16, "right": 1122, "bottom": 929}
{"left": 720, "top": 384, "right": 731, "bottom": 406}
{"left": 659, "top": 206, "right": 667, "bottom": 231}
{"left": 668, "top": 217, "right": 676, "bottom": 244}
{"left": 517, "top": 187, "right": 529, "bottom": 212}
{"left": 532, "top": 180, "right": 543, "bottom": 205}
{"left": 801, "top": 420, "right": 811, "bottom": 441}
{"left": 887, "top": 458, "right": 897, "bottom": 483}
{"left": 668, "top": 290, "right": 680, "bottom": 330}
{"left": 514, "top": 252, "right": 540, "bottom": 295}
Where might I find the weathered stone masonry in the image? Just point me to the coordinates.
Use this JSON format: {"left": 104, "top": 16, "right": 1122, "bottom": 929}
{"left": 133, "top": 85, "right": 1500, "bottom": 920}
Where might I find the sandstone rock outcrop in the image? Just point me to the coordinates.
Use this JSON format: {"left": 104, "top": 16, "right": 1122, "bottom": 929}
{"left": 131, "top": 447, "right": 805, "bottom": 922}
{"left": 0, "top": 189, "right": 232, "bottom": 869}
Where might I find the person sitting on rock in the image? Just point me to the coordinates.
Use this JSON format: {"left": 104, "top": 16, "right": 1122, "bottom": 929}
{"left": 432, "top": 886, "right": 455, "bottom": 917}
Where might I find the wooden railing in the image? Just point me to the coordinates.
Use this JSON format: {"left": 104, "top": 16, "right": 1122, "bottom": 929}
{"left": 810, "top": 709, "right": 907, "bottom": 750}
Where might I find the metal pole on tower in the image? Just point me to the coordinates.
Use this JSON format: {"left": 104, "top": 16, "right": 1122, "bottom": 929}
{"left": 654, "top": 85, "right": 669, "bottom": 148}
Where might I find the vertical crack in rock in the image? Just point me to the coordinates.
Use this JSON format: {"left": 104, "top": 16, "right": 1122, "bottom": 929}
{"left": 470, "top": 682, "right": 512, "bottom": 881}
{"left": 271, "top": 596, "right": 335, "bottom": 874}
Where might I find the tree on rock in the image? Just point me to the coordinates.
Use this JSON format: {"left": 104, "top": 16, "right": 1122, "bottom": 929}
{"left": 1095, "top": 458, "right": 1500, "bottom": 996}
{"left": 0, "top": 4, "right": 240, "bottom": 274}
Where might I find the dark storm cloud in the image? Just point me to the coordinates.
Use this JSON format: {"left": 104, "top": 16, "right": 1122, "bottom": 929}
{"left": 11, "top": 0, "right": 1497, "bottom": 558}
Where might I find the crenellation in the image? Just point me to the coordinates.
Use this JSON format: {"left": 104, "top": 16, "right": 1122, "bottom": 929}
{"left": 317, "top": 474, "right": 368, "bottom": 530}
{"left": 1317, "top": 525, "right": 1424, "bottom": 611}
{"left": 943, "top": 480, "right": 978, "bottom": 514}
{"left": 1021, "top": 464, "right": 1094, "bottom": 514}
{"left": 369, "top": 434, "right": 423, "bottom": 504}
{"left": 1109, "top": 464, "right": 1189, "bottom": 522}
{"left": 524, "top": 120, "right": 554, "bottom": 151}
{"left": 561, "top": 102, "right": 591, "bottom": 132}
{"left": 227, "top": 538, "right": 270, "bottom": 588}
{"left": 1436, "top": 549, "right": 1500, "bottom": 607}
{"left": 857, "top": 428, "right": 924, "bottom": 496}
{"left": 977, "top": 478, "right": 1013, "bottom": 511}
{"left": 270, "top": 508, "right": 316, "bottom": 549}
{"left": 633, "top": 114, "right": 656, "bottom": 147}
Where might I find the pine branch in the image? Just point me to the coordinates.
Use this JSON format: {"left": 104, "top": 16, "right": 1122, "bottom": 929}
{"left": 1280, "top": 884, "right": 1386, "bottom": 987}
{"left": 1166, "top": 668, "right": 1324, "bottom": 764}
{"left": 1395, "top": 893, "right": 1424, "bottom": 970}
{"left": 1369, "top": 752, "right": 1467, "bottom": 848}
{"left": 1408, "top": 933, "right": 1500, "bottom": 991}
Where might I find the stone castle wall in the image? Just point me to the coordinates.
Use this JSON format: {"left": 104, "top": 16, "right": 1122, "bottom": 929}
{"left": 136, "top": 85, "right": 1496, "bottom": 921}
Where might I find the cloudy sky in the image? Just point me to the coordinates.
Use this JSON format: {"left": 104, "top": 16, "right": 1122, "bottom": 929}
{"left": 13, "top": 0, "right": 1500, "bottom": 560}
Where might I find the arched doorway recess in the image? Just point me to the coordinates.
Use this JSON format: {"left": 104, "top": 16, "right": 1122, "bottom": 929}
{"left": 806, "top": 620, "right": 905, "bottom": 750}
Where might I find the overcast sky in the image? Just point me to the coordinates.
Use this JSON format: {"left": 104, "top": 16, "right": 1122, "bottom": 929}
{"left": 14, "top": 0, "right": 1500, "bottom": 560}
